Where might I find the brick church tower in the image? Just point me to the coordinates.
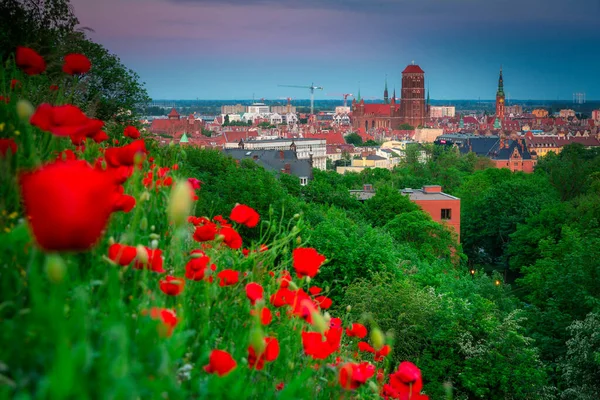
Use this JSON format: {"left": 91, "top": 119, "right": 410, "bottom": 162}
{"left": 495, "top": 67, "right": 505, "bottom": 119}
{"left": 400, "top": 62, "right": 426, "bottom": 128}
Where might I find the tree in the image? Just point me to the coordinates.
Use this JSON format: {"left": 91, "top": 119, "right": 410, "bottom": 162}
{"left": 224, "top": 114, "right": 230, "bottom": 125}
{"left": 362, "top": 185, "right": 418, "bottom": 227}
{"left": 559, "top": 313, "right": 600, "bottom": 400}
{"left": 397, "top": 123, "right": 414, "bottom": 130}
{"left": 345, "top": 132, "right": 363, "bottom": 145}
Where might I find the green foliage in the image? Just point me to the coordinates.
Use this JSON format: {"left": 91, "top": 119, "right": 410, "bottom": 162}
{"left": 344, "top": 132, "right": 362, "bottom": 145}
{"left": 383, "top": 210, "right": 458, "bottom": 262}
{"left": 307, "top": 208, "right": 400, "bottom": 301}
{"left": 536, "top": 144, "right": 600, "bottom": 201}
{"left": 397, "top": 123, "right": 414, "bottom": 130}
{"left": 457, "top": 168, "right": 558, "bottom": 266}
{"left": 559, "top": 313, "right": 600, "bottom": 399}
{"left": 362, "top": 185, "right": 418, "bottom": 227}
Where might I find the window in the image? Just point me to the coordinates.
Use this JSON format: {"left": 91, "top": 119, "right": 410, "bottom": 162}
{"left": 441, "top": 209, "right": 452, "bottom": 220}
{"left": 300, "top": 177, "right": 308, "bottom": 186}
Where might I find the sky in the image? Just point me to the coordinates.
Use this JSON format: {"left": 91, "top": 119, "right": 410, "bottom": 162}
{"left": 70, "top": 0, "right": 600, "bottom": 101}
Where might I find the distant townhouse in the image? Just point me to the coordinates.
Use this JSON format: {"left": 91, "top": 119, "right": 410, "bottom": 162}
{"left": 225, "top": 137, "right": 327, "bottom": 170}
{"left": 350, "top": 184, "right": 461, "bottom": 241}
{"left": 223, "top": 149, "right": 312, "bottom": 186}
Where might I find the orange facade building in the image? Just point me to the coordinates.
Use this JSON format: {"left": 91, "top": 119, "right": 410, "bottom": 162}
{"left": 402, "top": 186, "right": 461, "bottom": 241}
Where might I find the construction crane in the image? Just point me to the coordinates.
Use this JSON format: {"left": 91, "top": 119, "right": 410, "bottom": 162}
{"left": 277, "top": 82, "right": 323, "bottom": 115}
{"left": 326, "top": 93, "right": 354, "bottom": 107}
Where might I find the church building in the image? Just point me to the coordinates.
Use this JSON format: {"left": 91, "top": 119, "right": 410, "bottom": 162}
{"left": 352, "top": 62, "right": 428, "bottom": 130}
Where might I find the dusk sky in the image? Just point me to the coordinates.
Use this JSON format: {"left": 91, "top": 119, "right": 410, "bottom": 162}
{"left": 70, "top": 0, "right": 600, "bottom": 101}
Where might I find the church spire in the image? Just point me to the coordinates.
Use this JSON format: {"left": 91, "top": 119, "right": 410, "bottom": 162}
{"left": 426, "top": 88, "right": 430, "bottom": 107}
{"left": 384, "top": 75, "right": 389, "bottom": 104}
{"left": 497, "top": 66, "right": 504, "bottom": 97}
{"left": 357, "top": 85, "right": 361, "bottom": 102}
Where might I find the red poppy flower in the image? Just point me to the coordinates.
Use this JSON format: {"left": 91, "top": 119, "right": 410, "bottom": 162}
{"left": 276, "top": 382, "right": 285, "bottom": 391}
{"left": 245, "top": 282, "right": 264, "bottom": 305}
{"left": 251, "top": 307, "right": 272, "bottom": 325}
{"left": 193, "top": 223, "right": 218, "bottom": 242}
{"left": 292, "top": 247, "right": 326, "bottom": 278}
{"left": 0, "top": 139, "right": 17, "bottom": 157}
{"left": 314, "top": 295, "right": 332, "bottom": 309}
{"left": 339, "top": 362, "right": 375, "bottom": 390}
{"left": 213, "top": 215, "right": 231, "bottom": 227}
{"left": 123, "top": 126, "right": 141, "bottom": 139}
{"left": 92, "top": 130, "right": 109, "bottom": 143}
{"left": 279, "top": 271, "right": 292, "bottom": 288}
{"left": 10, "top": 79, "right": 21, "bottom": 90}
{"left": 204, "top": 350, "right": 237, "bottom": 376}
{"left": 358, "top": 342, "right": 391, "bottom": 362}
{"left": 230, "top": 204, "right": 260, "bottom": 228}
{"left": 248, "top": 337, "right": 279, "bottom": 370}
{"left": 108, "top": 243, "right": 137, "bottom": 266}
{"left": 63, "top": 53, "right": 92, "bottom": 75}
{"left": 16, "top": 46, "right": 46, "bottom": 75}
{"left": 185, "top": 256, "right": 215, "bottom": 281}
{"left": 133, "top": 247, "right": 165, "bottom": 273}
{"left": 159, "top": 276, "right": 185, "bottom": 296}
{"left": 269, "top": 288, "right": 295, "bottom": 308}
{"left": 218, "top": 226, "right": 242, "bottom": 249}
{"left": 346, "top": 323, "right": 368, "bottom": 339}
{"left": 308, "top": 286, "right": 322, "bottom": 295}
{"left": 19, "top": 160, "right": 122, "bottom": 251}
{"left": 0, "top": 95, "right": 9, "bottom": 104}
{"left": 188, "top": 177, "right": 202, "bottom": 190}
{"left": 112, "top": 191, "right": 136, "bottom": 213}
{"left": 302, "top": 332, "right": 335, "bottom": 360}
{"left": 389, "top": 361, "right": 423, "bottom": 396}
{"left": 217, "top": 269, "right": 239, "bottom": 286}
{"left": 163, "top": 176, "right": 173, "bottom": 186}
{"left": 56, "top": 149, "right": 77, "bottom": 161}
{"left": 30, "top": 103, "right": 104, "bottom": 138}
{"left": 149, "top": 307, "right": 178, "bottom": 337}
{"left": 49, "top": 85, "right": 59, "bottom": 91}
{"left": 104, "top": 140, "right": 147, "bottom": 167}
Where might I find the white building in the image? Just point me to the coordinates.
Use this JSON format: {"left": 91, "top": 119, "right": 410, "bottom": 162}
{"left": 224, "top": 138, "right": 327, "bottom": 170}
{"left": 221, "top": 113, "right": 242, "bottom": 124}
{"left": 248, "top": 103, "right": 270, "bottom": 114}
{"left": 269, "top": 113, "right": 283, "bottom": 125}
{"left": 429, "top": 106, "right": 456, "bottom": 118}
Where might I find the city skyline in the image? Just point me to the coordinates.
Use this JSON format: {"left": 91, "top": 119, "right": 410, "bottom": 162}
{"left": 71, "top": 0, "right": 600, "bottom": 100}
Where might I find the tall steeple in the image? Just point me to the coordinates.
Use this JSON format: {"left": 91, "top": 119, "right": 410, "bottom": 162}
{"left": 495, "top": 66, "right": 506, "bottom": 119}
{"left": 392, "top": 88, "right": 396, "bottom": 102}
{"left": 426, "top": 88, "right": 430, "bottom": 107}
{"left": 357, "top": 85, "right": 361, "bottom": 102}
{"left": 497, "top": 66, "right": 505, "bottom": 97}
{"left": 384, "top": 75, "right": 389, "bottom": 104}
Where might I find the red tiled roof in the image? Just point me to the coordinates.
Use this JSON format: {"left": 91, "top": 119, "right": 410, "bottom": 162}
{"left": 168, "top": 108, "right": 180, "bottom": 117}
{"left": 304, "top": 132, "right": 346, "bottom": 145}
{"left": 222, "top": 130, "right": 259, "bottom": 143}
{"left": 402, "top": 64, "right": 425, "bottom": 74}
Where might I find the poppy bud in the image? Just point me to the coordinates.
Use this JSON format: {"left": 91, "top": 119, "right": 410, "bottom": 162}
{"left": 346, "top": 305, "right": 352, "bottom": 312}
{"left": 140, "top": 191, "right": 150, "bottom": 202}
{"left": 150, "top": 225, "right": 155, "bottom": 232}
{"left": 306, "top": 276, "right": 311, "bottom": 284}
{"left": 371, "top": 327, "right": 385, "bottom": 351}
{"left": 16, "top": 99, "right": 34, "bottom": 121}
{"left": 151, "top": 239, "right": 158, "bottom": 250}
{"left": 293, "top": 213, "right": 300, "bottom": 219}
{"left": 139, "top": 217, "right": 148, "bottom": 231}
{"left": 45, "top": 254, "right": 66, "bottom": 283}
{"left": 288, "top": 280, "right": 298, "bottom": 291}
{"left": 108, "top": 236, "right": 115, "bottom": 246}
{"left": 169, "top": 140, "right": 175, "bottom": 148}
{"left": 311, "top": 310, "right": 328, "bottom": 334}
{"left": 149, "top": 233, "right": 160, "bottom": 240}
{"left": 136, "top": 244, "right": 149, "bottom": 264}
{"left": 249, "top": 326, "right": 265, "bottom": 356}
{"left": 296, "top": 236, "right": 302, "bottom": 244}
{"left": 168, "top": 180, "right": 193, "bottom": 227}
{"left": 368, "top": 381, "right": 379, "bottom": 394}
